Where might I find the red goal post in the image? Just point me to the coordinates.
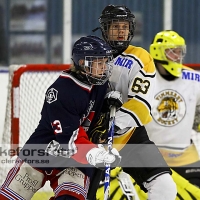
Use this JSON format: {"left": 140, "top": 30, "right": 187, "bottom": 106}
{"left": 3, "top": 64, "right": 70, "bottom": 152}
{"left": 185, "top": 63, "right": 200, "bottom": 70}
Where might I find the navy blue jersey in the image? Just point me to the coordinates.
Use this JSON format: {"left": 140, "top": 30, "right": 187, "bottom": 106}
{"left": 23, "top": 70, "right": 108, "bottom": 164}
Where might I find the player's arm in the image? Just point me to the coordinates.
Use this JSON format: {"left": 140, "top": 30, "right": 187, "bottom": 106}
{"left": 45, "top": 85, "right": 120, "bottom": 166}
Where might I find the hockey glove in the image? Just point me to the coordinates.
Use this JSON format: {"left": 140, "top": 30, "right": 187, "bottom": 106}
{"left": 104, "top": 91, "right": 123, "bottom": 110}
{"left": 86, "top": 144, "right": 121, "bottom": 168}
{"left": 90, "top": 112, "right": 110, "bottom": 144}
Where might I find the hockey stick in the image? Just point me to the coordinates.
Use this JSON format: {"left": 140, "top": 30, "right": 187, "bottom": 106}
{"left": 104, "top": 106, "right": 116, "bottom": 200}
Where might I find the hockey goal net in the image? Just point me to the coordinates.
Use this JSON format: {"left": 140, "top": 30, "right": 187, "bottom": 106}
{"left": 1, "top": 64, "right": 70, "bottom": 199}
{"left": 1, "top": 63, "right": 200, "bottom": 199}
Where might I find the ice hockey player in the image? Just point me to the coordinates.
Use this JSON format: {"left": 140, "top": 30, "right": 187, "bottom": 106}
{"left": 0, "top": 35, "right": 121, "bottom": 200}
{"left": 90, "top": 4, "right": 177, "bottom": 200}
{"left": 146, "top": 30, "right": 200, "bottom": 188}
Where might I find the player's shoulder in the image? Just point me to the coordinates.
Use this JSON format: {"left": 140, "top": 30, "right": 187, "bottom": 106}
{"left": 124, "top": 45, "right": 153, "bottom": 61}
{"left": 124, "top": 45, "right": 155, "bottom": 74}
{"left": 58, "top": 71, "right": 92, "bottom": 92}
{"left": 182, "top": 65, "right": 194, "bottom": 71}
{"left": 46, "top": 71, "right": 92, "bottom": 102}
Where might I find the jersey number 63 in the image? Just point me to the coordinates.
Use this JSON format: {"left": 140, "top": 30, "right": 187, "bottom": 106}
{"left": 131, "top": 77, "right": 150, "bottom": 94}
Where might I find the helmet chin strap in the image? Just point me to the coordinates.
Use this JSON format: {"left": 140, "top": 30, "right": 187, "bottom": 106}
{"left": 71, "top": 63, "right": 91, "bottom": 85}
{"left": 75, "top": 70, "right": 92, "bottom": 85}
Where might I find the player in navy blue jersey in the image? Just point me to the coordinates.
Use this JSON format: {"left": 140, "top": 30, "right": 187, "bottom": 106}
{"left": 0, "top": 35, "right": 121, "bottom": 200}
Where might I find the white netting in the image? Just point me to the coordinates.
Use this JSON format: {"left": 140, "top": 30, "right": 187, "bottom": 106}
{"left": 0, "top": 64, "right": 68, "bottom": 199}
{"left": 3, "top": 66, "right": 62, "bottom": 146}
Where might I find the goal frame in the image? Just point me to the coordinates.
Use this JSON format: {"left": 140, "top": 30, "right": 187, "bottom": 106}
{"left": 185, "top": 63, "right": 200, "bottom": 70}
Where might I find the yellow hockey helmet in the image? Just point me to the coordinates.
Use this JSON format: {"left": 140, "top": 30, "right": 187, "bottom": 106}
{"left": 150, "top": 30, "right": 186, "bottom": 77}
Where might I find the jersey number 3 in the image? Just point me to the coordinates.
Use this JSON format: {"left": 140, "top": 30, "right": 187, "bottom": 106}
{"left": 131, "top": 77, "right": 150, "bottom": 94}
{"left": 52, "top": 120, "right": 63, "bottom": 134}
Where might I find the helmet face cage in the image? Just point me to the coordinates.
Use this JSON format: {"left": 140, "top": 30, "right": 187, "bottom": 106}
{"left": 150, "top": 30, "right": 186, "bottom": 77}
{"left": 99, "top": 5, "right": 136, "bottom": 51}
{"left": 83, "top": 55, "right": 113, "bottom": 85}
{"left": 164, "top": 45, "right": 186, "bottom": 63}
{"left": 72, "top": 35, "right": 113, "bottom": 85}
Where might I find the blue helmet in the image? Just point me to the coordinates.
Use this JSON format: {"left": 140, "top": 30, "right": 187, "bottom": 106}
{"left": 72, "top": 35, "right": 113, "bottom": 85}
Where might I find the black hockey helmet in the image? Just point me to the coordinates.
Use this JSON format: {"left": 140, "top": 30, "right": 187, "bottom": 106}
{"left": 72, "top": 35, "right": 113, "bottom": 85}
{"left": 99, "top": 5, "right": 136, "bottom": 52}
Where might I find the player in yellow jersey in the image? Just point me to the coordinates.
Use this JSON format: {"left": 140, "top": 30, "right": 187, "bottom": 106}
{"left": 89, "top": 4, "right": 177, "bottom": 200}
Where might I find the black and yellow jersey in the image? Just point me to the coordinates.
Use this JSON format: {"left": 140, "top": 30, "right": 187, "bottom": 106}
{"left": 109, "top": 45, "right": 156, "bottom": 150}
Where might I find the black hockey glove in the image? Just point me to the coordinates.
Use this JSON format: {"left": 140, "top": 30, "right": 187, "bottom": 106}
{"left": 90, "top": 112, "right": 110, "bottom": 144}
{"left": 104, "top": 91, "right": 123, "bottom": 110}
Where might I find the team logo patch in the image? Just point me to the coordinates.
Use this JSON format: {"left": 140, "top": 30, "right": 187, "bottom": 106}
{"left": 152, "top": 89, "right": 186, "bottom": 127}
{"left": 46, "top": 88, "right": 58, "bottom": 104}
